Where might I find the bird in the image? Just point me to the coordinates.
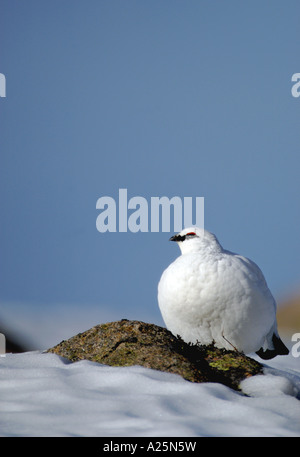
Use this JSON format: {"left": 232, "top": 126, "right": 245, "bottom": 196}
{"left": 158, "top": 227, "right": 289, "bottom": 360}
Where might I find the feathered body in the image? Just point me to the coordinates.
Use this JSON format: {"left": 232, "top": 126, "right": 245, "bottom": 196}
{"left": 158, "top": 228, "right": 289, "bottom": 359}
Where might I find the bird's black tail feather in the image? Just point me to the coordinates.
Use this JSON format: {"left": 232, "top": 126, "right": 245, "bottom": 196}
{"left": 256, "top": 333, "right": 289, "bottom": 360}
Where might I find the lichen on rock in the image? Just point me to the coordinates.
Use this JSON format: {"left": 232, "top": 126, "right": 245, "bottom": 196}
{"left": 47, "top": 319, "right": 263, "bottom": 391}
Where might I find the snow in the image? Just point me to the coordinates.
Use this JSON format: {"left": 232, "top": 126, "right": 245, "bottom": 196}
{"left": 0, "top": 350, "right": 299, "bottom": 437}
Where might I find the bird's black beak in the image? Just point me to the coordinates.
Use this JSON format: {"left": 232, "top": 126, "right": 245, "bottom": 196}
{"left": 169, "top": 234, "right": 185, "bottom": 242}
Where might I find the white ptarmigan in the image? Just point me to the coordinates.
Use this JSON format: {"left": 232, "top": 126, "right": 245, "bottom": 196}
{"left": 158, "top": 227, "right": 289, "bottom": 360}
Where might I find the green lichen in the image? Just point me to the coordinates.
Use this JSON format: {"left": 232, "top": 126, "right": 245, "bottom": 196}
{"left": 208, "top": 354, "right": 244, "bottom": 371}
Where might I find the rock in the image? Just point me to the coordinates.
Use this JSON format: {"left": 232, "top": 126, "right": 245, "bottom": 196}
{"left": 0, "top": 326, "right": 29, "bottom": 353}
{"left": 47, "top": 319, "right": 263, "bottom": 391}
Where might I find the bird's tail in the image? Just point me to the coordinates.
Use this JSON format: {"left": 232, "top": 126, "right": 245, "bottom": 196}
{"left": 256, "top": 333, "right": 289, "bottom": 360}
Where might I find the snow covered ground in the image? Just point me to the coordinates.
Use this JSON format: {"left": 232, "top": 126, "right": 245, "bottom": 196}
{"left": 0, "top": 349, "right": 299, "bottom": 437}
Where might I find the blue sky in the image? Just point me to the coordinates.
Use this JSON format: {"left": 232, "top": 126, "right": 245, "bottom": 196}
{"left": 1, "top": 1, "right": 300, "bottom": 348}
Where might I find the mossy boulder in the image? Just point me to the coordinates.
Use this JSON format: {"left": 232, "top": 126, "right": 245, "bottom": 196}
{"left": 47, "top": 319, "right": 263, "bottom": 391}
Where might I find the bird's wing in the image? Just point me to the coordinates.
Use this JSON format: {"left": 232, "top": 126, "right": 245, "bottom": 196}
{"left": 232, "top": 253, "right": 277, "bottom": 310}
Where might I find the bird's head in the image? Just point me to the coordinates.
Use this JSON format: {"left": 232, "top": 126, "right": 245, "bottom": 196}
{"left": 169, "top": 227, "right": 222, "bottom": 255}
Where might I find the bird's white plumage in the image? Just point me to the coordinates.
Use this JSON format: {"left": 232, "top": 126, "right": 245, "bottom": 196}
{"left": 158, "top": 227, "right": 288, "bottom": 358}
